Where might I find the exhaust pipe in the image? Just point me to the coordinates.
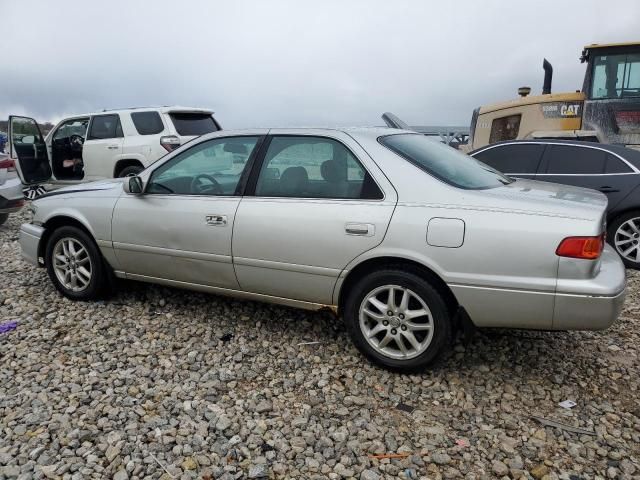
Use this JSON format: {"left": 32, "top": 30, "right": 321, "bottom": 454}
{"left": 542, "top": 58, "right": 553, "bottom": 95}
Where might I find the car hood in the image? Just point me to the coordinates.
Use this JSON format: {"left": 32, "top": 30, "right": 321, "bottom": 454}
{"left": 472, "top": 178, "right": 608, "bottom": 221}
{"left": 36, "top": 178, "right": 124, "bottom": 200}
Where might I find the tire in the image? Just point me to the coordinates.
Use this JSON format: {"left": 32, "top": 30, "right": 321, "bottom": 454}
{"left": 608, "top": 211, "right": 640, "bottom": 269}
{"left": 344, "top": 267, "right": 452, "bottom": 371}
{"left": 118, "top": 165, "right": 144, "bottom": 177}
{"left": 0, "top": 213, "right": 8, "bottom": 226}
{"left": 45, "top": 226, "right": 107, "bottom": 300}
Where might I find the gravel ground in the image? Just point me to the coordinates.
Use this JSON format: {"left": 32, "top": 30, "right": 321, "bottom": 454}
{"left": 1, "top": 209, "right": 639, "bottom": 480}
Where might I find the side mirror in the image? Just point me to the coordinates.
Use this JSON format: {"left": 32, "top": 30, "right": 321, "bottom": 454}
{"left": 124, "top": 176, "right": 144, "bottom": 195}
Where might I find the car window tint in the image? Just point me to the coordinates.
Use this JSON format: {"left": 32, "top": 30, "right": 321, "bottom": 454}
{"left": 53, "top": 119, "right": 89, "bottom": 140}
{"left": 255, "top": 136, "right": 383, "bottom": 200}
{"left": 147, "top": 136, "right": 259, "bottom": 195}
{"left": 380, "top": 134, "right": 512, "bottom": 189}
{"left": 169, "top": 113, "right": 218, "bottom": 136}
{"left": 88, "top": 114, "right": 122, "bottom": 140}
{"left": 605, "top": 154, "right": 633, "bottom": 173}
{"left": 131, "top": 111, "right": 164, "bottom": 135}
{"left": 544, "top": 145, "right": 606, "bottom": 174}
{"left": 473, "top": 144, "right": 544, "bottom": 174}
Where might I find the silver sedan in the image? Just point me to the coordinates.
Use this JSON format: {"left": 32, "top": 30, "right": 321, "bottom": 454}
{"left": 18, "top": 128, "right": 627, "bottom": 370}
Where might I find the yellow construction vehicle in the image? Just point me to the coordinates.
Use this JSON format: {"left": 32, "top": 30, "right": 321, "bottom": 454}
{"left": 466, "top": 42, "right": 640, "bottom": 151}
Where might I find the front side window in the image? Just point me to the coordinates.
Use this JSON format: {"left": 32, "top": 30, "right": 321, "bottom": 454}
{"left": 131, "top": 111, "right": 165, "bottom": 135}
{"left": 590, "top": 53, "right": 640, "bottom": 99}
{"left": 254, "top": 136, "right": 383, "bottom": 199}
{"left": 88, "top": 114, "right": 123, "bottom": 140}
{"left": 53, "top": 118, "right": 89, "bottom": 141}
{"left": 489, "top": 115, "right": 521, "bottom": 143}
{"left": 473, "top": 144, "right": 545, "bottom": 174}
{"left": 380, "top": 134, "right": 512, "bottom": 189}
{"left": 147, "top": 136, "right": 259, "bottom": 195}
{"left": 544, "top": 145, "right": 606, "bottom": 174}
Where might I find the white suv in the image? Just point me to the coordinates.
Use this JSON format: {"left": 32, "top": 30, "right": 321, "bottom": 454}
{"left": 8, "top": 106, "right": 221, "bottom": 192}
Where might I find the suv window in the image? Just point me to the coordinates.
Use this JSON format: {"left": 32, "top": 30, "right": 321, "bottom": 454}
{"left": 169, "top": 113, "right": 219, "bottom": 136}
{"left": 147, "top": 136, "right": 259, "bottom": 195}
{"left": 131, "top": 111, "right": 165, "bottom": 135}
{"left": 605, "top": 154, "right": 633, "bottom": 173}
{"left": 53, "top": 118, "right": 89, "bottom": 141}
{"left": 544, "top": 145, "right": 606, "bottom": 174}
{"left": 473, "top": 144, "right": 545, "bottom": 174}
{"left": 380, "top": 134, "right": 512, "bottom": 190}
{"left": 255, "top": 136, "right": 383, "bottom": 199}
{"left": 88, "top": 114, "right": 123, "bottom": 140}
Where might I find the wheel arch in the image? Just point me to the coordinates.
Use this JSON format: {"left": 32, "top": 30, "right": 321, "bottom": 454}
{"left": 113, "top": 158, "right": 145, "bottom": 178}
{"left": 38, "top": 215, "right": 96, "bottom": 261}
{"left": 335, "top": 256, "right": 459, "bottom": 317}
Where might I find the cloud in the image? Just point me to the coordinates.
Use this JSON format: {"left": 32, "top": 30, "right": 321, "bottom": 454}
{"left": 1, "top": 0, "right": 638, "bottom": 128}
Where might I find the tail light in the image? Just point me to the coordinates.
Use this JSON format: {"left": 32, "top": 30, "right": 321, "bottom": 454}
{"left": 0, "top": 157, "right": 16, "bottom": 171}
{"left": 160, "top": 135, "right": 180, "bottom": 153}
{"left": 556, "top": 233, "right": 605, "bottom": 260}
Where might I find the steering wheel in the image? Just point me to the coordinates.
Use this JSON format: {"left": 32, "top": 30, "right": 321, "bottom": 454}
{"left": 190, "top": 174, "right": 224, "bottom": 195}
{"left": 69, "top": 134, "right": 84, "bottom": 151}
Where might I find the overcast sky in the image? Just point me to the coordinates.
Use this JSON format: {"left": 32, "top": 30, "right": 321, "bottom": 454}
{"left": 1, "top": 0, "right": 639, "bottom": 129}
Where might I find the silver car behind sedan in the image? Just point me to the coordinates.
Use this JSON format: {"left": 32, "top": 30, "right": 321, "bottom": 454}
{"left": 17, "top": 127, "right": 626, "bottom": 370}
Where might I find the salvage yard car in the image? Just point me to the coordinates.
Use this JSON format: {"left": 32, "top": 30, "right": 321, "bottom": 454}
{"left": 7, "top": 107, "right": 221, "bottom": 196}
{"left": 18, "top": 127, "right": 626, "bottom": 370}
{"left": 0, "top": 152, "right": 24, "bottom": 226}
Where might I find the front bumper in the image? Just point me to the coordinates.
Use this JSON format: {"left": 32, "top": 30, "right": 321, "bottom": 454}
{"left": 553, "top": 245, "right": 627, "bottom": 330}
{"left": 19, "top": 223, "right": 45, "bottom": 267}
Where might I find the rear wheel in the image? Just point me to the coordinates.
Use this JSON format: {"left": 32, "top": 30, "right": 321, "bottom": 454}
{"left": 118, "top": 165, "right": 144, "bottom": 177}
{"left": 45, "top": 226, "right": 107, "bottom": 299}
{"left": 608, "top": 211, "right": 640, "bottom": 269}
{"left": 0, "top": 213, "right": 8, "bottom": 226}
{"left": 344, "top": 268, "right": 452, "bottom": 371}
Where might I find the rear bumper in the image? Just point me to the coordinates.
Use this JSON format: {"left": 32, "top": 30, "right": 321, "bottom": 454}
{"left": 19, "top": 223, "right": 45, "bottom": 267}
{"left": 0, "top": 176, "right": 25, "bottom": 214}
{"left": 553, "top": 245, "right": 627, "bottom": 330}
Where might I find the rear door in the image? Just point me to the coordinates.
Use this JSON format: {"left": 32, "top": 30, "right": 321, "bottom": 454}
{"left": 471, "top": 143, "right": 545, "bottom": 179}
{"left": 8, "top": 116, "right": 52, "bottom": 185}
{"left": 82, "top": 114, "right": 124, "bottom": 180}
{"left": 232, "top": 131, "right": 397, "bottom": 304}
{"left": 538, "top": 144, "right": 636, "bottom": 208}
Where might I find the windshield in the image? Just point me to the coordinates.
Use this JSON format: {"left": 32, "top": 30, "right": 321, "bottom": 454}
{"left": 379, "top": 134, "right": 512, "bottom": 189}
{"left": 590, "top": 53, "right": 640, "bottom": 99}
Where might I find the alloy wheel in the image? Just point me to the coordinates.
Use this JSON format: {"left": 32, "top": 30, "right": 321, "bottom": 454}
{"left": 614, "top": 217, "right": 640, "bottom": 263}
{"left": 358, "top": 284, "right": 434, "bottom": 360}
{"left": 52, "top": 237, "right": 93, "bottom": 292}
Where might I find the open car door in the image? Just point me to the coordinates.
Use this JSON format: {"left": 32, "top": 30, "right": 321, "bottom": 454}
{"left": 9, "top": 116, "right": 52, "bottom": 186}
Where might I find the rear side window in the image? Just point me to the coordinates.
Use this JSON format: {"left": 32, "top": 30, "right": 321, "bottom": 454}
{"left": 489, "top": 115, "right": 521, "bottom": 143}
{"left": 605, "top": 154, "right": 633, "bottom": 173}
{"left": 88, "top": 114, "right": 123, "bottom": 140}
{"left": 544, "top": 145, "right": 606, "bottom": 174}
{"left": 380, "top": 134, "right": 512, "bottom": 190}
{"left": 169, "top": 113, "right": 219, "bottom": 136}
{"left": 473, "top": 144, "right": 545, "bottom": 174}
{"left": 131, "top": 111, "right": 165, "bottom": 135}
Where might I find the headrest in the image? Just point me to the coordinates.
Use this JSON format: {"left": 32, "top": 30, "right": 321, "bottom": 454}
{"left": 280, "top": 166, "right": 308, "bottom": 196}
{"left": 321, "top": 159, "right": 346, "bottom": 183}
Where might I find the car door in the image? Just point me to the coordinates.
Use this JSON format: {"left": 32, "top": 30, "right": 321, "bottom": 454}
{"left": 82, "top": 114, "right": 124, "bottom": 180}
{"left": 8, "top": 116, "right": 52, "bottom": 185}
{"left": 232, "top": 131, "right": 397, "bottom": 305}
{"left": 111, "top": 134, "right": 264, "bottom": 288}
{"left": 537, "top": 144, "right": 636, "bottom": 208}
{"left": 471, "top": 143, "right": 545, "bottom": 179}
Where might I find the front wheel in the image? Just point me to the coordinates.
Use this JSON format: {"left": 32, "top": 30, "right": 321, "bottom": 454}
{"left": 118, "top": 165, "right": 144, "bottom": 177}
{"left": 608, "top": 211, "right": 640, "bottom": 269}
{"left": 344, "top": 268, "right": 452, "bottom": 371}
{"left": 45, "top": 226, "right": 107, "bottom": 299}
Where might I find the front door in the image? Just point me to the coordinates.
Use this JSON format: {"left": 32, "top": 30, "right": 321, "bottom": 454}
{"left": 233, "top": 132, "right": 397, "bottom": 304}
{"left": 8, "top": 116, "right": 52, "bottom": 185}
{"left": 82, "top": 114, "right": 124, "bottom": 180}
{"left": 111, "top": 135, "right": 263, "bottom": 288}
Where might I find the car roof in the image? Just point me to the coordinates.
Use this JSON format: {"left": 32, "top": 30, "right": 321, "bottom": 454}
{"left": 67, "top": 105, "right": 215, "bottom": 118}
{"left": 471, "top": 139, "right": 640, "bottom": 170}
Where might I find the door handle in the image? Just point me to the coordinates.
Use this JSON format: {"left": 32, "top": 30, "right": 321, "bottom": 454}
{"left": 345, "top": 223, "right": 374, "bottom": 236}
{"left": 599, "top": 186, "right": 619, "bottom": 193}
{"left": 206, "top": 214, "right": 227, "bottom": 226}
{"left": 107, "top": 145, "right": 119, "bottom": 150}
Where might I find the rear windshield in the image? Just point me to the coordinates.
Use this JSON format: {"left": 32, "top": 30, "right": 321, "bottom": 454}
{"left": 169, "top": 113, "right": 219, "bottom": 136}
{"left": 379, "top": 134, "right": 513, "bottom": 189}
